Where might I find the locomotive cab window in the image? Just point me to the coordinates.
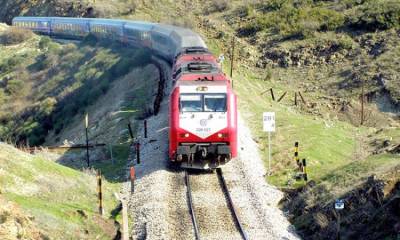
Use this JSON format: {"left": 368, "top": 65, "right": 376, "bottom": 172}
{"left": 180, "top": 94, "right": 202, "bottom": 112}
{"left": 180, "top": 94, "right": 227, "bottom": 112}
{"left": 204, "top": 94, "right": 226, "bottom": 112}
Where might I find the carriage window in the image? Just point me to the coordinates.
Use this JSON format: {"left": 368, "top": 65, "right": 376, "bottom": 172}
{"left": 204, "top": 94, "right": 226, "bottom": 112}
{"left": 180, "top": 95, "right": 202, "bottom": 112}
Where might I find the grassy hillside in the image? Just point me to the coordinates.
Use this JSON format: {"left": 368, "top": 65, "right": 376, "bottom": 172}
{"left": 0, "top": 143, "right": 121, "bottom": 239}
{"left": 0, "top": 24, "right": 154, "bottom": 146}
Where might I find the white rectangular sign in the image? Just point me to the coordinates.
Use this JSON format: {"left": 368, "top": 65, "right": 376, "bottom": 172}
{"left": 263, "top": 112, "right": 276, "bottom": 132}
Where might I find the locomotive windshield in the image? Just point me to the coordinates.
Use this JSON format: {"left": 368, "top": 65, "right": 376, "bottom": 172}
{"left": 180, "top": 94, "right": 226, "bottom": 112}
{"left": 204, "top": 94, "right": 226, "bottom": 112}
{"left": 180, "top": 94, "right": 202, "bottom": 112}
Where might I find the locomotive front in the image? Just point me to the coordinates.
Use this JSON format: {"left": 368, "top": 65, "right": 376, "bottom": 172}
{"left": 169, "top": 79, "right": 237, "bottom": 169}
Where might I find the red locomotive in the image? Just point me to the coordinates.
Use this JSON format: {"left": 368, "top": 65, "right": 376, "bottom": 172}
{"left": 169, "top": 48, "right": 238, "bottom": 169}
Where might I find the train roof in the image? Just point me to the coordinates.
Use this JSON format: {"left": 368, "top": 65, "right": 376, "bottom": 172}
{"left": 124, "top": 21, "right": 155, "bottom": 30}
{"left": 176, "top": 78, "right": 230, "bottom": 89}
{"left": 175, "top": 54, "right": 217, "bottom": 66}
{"left": 177, "top": 72, "right": 228, "bottom": 82}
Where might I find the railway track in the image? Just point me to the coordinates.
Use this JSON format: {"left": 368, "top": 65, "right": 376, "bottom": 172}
{"left": 185, "top": 169, "right": 249, "bottom": 240}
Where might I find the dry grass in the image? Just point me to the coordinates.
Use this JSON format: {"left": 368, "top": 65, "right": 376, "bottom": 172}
{"left": 0, "top": 27, "right": 33, "bottom": 45}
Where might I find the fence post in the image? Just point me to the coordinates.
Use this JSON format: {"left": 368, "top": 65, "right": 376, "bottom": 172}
{"left": 298, "top": 91, "right": 306, "bottom": 105}
{"left": 294, "top": 92, "right": 298, "bottom": 106}
{"left": 128, "top": 123, "right": 134, "bottom": 140}
{"left": 97, "top": 170, "right": 103, "bottom": 215}
{"left": 270, "top": 88, "right": 275, "bottom": 101}
{"left": 277, "top": 91, "right": 287, "bottom": 102}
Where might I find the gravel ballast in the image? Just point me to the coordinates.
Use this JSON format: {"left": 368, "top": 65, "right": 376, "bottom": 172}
{"left": 124, "top": 60, "right": 300, "bottom": 239}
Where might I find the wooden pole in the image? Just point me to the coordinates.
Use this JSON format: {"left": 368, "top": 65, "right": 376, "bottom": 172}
{"left": 298, "top": 91, "right": 306, "bottom": 105}
{"left": 230, "top": 36, "right": 235, "bottom": 88}
{"left": 294, "top": 92, "right": 298, "bottom": 106}
{"left": 277, "top": 92, "right": 287, "bottom": 102}
{"left": 270, "top": 88, "right": 275, "bottom": 101}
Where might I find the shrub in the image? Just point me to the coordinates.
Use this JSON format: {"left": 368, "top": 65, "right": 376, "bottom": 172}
{"left": 0, "top": 89, "right": 7, "bottom": 105}
{"left": 348, "top": 0, "right": 400, "bottom": 30}
{"left": 237, "top": 20, "right": 263, "bottom": 37}
{"left": 0, "top": 56, "right": 24, "bottom": 72}
{"left": 264, "top": 5, "right": 345, "bottom": 38}
{"left": 38, "top": 36, "right": 51, "bottom": 50}
{"left": 39, "top": 98, "right": 57, "bottom": 116}
{"left": 303, "top": 7, "right": 345, "bottom": 31}
{"left": 6, "top": 79, "right": 24, "bottom": 95}
{"left": 0, "top": 27, "right": 33, "bottom": 45}
{"left": 337, "top": 35, "right": 355, "bottom": 49}
{"left": 204, "top": 0, "right": 230, "bottom": 14}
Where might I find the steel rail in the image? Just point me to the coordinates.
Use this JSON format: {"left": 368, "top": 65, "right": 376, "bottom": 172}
{"left": 185, "top": 170, "right": 201, "bottom": 240}
{"left": 216, "top": 168, "right": 249, "bottom": 240}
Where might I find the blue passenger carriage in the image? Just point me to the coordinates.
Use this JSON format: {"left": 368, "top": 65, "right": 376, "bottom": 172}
{"left": 12, "top": 17, "right": 51, "bottom": 35}
{"left": 150, "top": 24, "right": 177, "bottom": 61}
{"left": 123, "top": 21, "right": 154, "bottom": 48}
{"left": 50, "top": 17, "right": 90, "bottom": 39}
{"left": 89, "top": 19, "right": 125, "bottom": 41}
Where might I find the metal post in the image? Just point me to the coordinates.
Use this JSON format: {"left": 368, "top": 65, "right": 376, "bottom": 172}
{"left": 303, "top": 158, "right": 308, "bottom": 182}
{"left": 144, "top": 120, "right": 147, "bottom": 138}
{"left": 85, "top": 114, "right": 90, "bottom": 167}
{"left": 268, "top": 131, "right": 271, "bottom": 175}
{"left": 136, "top": 142, "right": 140, "bottom": 164}
{"left": 97, "top": 170, "right": 103, "bottom": 215}
{"left": 128, "top": 123, "right": 134, "bottom": 140}
{"left": 294, "top": 142, "right": 300, "bottom": 169}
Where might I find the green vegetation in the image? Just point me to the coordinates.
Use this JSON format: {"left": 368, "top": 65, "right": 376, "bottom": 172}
{"left": 0, "top": 29, "right": 151, "bottom": 146}
{"left": 0, "top": 143, "right": 121, "bottom": 239}
{"left": 236, "top": 0, "right": 400, "bottom": 39}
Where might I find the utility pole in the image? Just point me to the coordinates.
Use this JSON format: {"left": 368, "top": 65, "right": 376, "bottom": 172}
{"left": 230, "top": 36, "right": 235, "bottom": 88}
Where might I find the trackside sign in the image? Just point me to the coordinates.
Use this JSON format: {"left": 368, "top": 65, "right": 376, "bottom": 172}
{"left": 263, "top": 112, "right": 276, "bottom": 132}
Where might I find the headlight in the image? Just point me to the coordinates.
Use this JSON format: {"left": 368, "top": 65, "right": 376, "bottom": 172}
{"left": 179, "top": 133, "right": 190, "bottom": 138}
{"left": 217, "top": 133, "right": 228, "bottom": 138}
